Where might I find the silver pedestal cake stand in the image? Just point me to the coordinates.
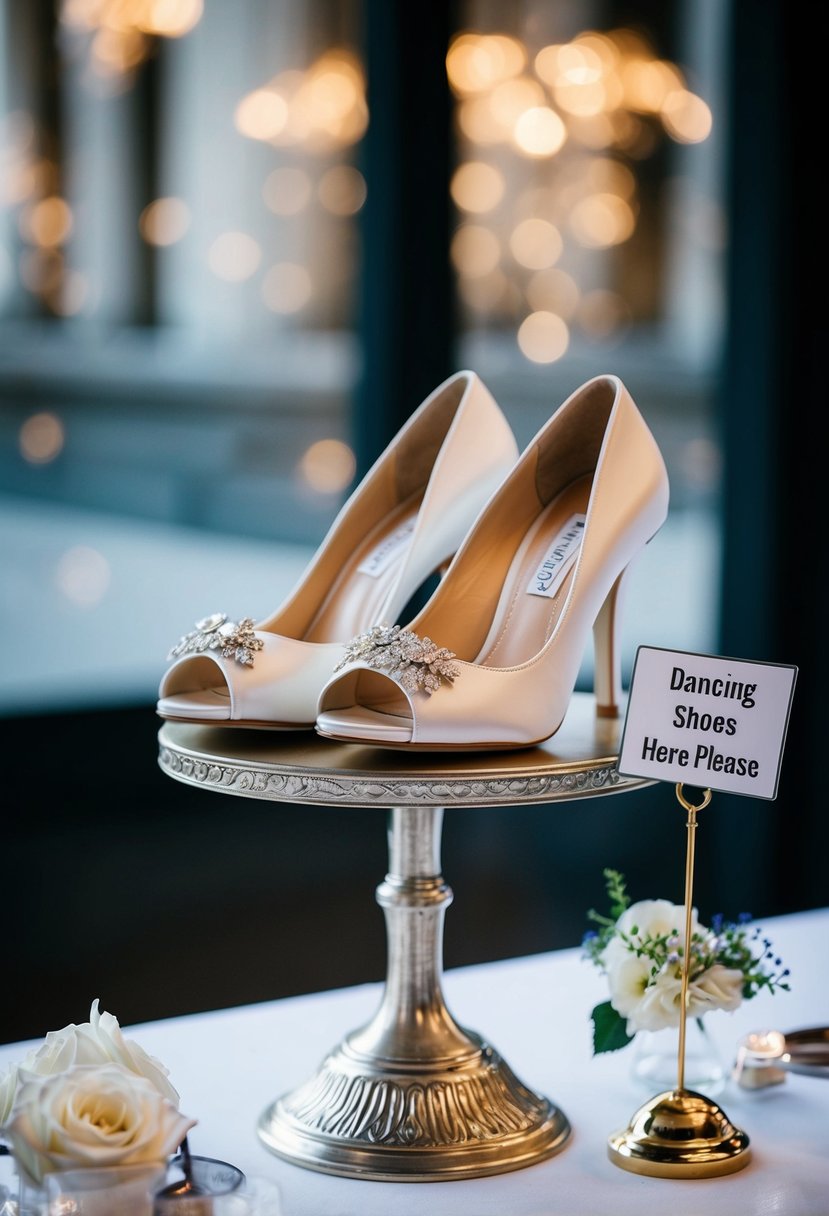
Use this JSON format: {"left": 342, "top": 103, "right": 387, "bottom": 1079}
{"left": 158, "top": 692, "right": 648, "bottom": 1182}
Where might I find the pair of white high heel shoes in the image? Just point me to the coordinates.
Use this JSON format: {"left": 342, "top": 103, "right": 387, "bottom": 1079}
{"left": 158, "top": 372, "right": 669, "bottom": 750}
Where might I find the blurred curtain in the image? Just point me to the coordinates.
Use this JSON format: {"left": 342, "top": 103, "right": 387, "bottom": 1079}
{"left": 717, "top": 0, "right": 826, "bottom": 912}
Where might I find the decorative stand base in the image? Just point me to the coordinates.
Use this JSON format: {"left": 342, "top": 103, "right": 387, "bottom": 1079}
{"left": 258, "top": 806, "right": 570, "bottom": 1180}
{"left": 259, "top": 1032, "right": 568, "bottom": 1181}
{"left": 607, "top": 1089, "right": 751, "bottom": 1179}
{"left": 158, "top": 699, "right": 643, "bottom": 1182}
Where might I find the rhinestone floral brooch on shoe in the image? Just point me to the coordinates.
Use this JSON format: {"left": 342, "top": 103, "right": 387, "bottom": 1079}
{"left": 335, "top": 624, "right": 459, "bottom": 694}
{"left": 167, "top": 613, "right": 264, "bottom": 668}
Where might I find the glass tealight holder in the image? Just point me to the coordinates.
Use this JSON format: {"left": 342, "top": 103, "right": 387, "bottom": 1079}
{"left": 45, "top": 1163, "right": 166, "bottom": 1216}
{"left": 152, "top": 1154, "right": 246, "bottom": 1215}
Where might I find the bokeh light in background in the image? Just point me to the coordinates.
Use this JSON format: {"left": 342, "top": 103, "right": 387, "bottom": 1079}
{"left": 662, "top": 89, "right": 713, "bottom": 143}
{"left": 0, "top": 7, "right": 714, "bottom": 372}
{"left": 139, "top": 198, "right": 191, "bottom": 247}
{"left": 207, "top": 232, "right": 263, "bottom": 283}
{"left": 517, "top": 310, "right": 570, "bottom": 364}
{"left": 446, "top": 25, "right": 713, "bottom": 362}
{"left": 55, "top": 545, "right": 111, "bottom": 607}
{"left": 62, "top": 0, "right": 203, "bottom": 83}
{"left": 234, "top": 89, "right": 290, "bottom": 142}
{"left": 0, "top": 4, "right": 366, "bottom": 337}
{"left": 20, "top": 197, "right": 73, "bottom": 248}
{"left": 451, "top": 162, "right": 506, "bottom": 213}
{"left": 299, "top": 439, "right": 356, "bottom": 495}
{"left": 262, "top": 262, "right": 313, "bottom": 314}
{"left": 451, "top": 225, "right": 501, "bottom": 278}
{"left": 513, "top": 107, "right": 567, "bottom": 157}
{"left": 0, "top": 0, "right": 722, "bottom": 562}
{"left": 317, "top": 166, "right": 367, "bottom": 217}
{"left": 19, "top": 412, "right": 65, "bottom": 464}
{"left": 263, "top": 168, "right": 313, "bottom": 217}
{"left": 234, "top": 51, "right": 367, "bottom": 151}
{"left": 509, "top": 219, "right": 562, "bottom": 270}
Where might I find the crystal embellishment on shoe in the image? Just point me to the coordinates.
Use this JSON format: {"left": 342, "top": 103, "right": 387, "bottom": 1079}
{"left": 167, "top": 613, "right": 264, "bottom": 668}
{"left": 335, "top": 624, "right": 459, "bottom": 695}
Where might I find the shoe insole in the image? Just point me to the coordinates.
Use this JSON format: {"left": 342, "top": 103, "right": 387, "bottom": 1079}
{"left": 475, "top": 477, "right": 591, "bottom": 669}
{"left": 158, "top": 685, "right": 230, "bottom": 719}
{"left": 304, "top": 493, "right": 425, "bottom": 644}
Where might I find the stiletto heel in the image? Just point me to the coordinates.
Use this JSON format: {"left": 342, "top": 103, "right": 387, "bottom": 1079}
{"left": 158, "top": 372, "right": 517, "bottom": 728}
{"left": 593, "top": 566, "right": 629, "bottom": 719}
{"left": 317, "top": 374, "right": 669, "bottom": 751}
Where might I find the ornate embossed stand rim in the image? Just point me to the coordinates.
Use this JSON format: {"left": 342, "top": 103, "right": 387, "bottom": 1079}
{"left": 158, "top": 695, "right": 648, "bottom": 1181}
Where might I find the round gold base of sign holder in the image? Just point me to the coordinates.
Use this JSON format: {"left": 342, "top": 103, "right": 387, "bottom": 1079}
{"left": 608, "top": 1088, "right": 751, "bottom": 1179}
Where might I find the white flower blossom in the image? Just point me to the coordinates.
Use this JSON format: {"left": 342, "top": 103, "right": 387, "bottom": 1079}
{"left": 610, "top": 899, "right": 695, "bottom": 943}
{"left": 0, "top": 1065, "right": 18, "bottom": 1127}
{"left": 17, "top": 1000, "right": 178, "bottom": 1107}
{"left": 693, "top": 964, "right": 744, "bottom": 1013}
{"left": 6, "top": 1063, "right": 195, "bottom": 1185}
{"left": 586, "top": 872, "right": 788, "bottom": 1053}
{"left": 602, "top": 900, "right": 703, "bottom": 975}
{"left": 607, "top": 955, "right": 652, "bottom": 1024}
{"left": 629, "top": 966, "right": 685, "bottom": 1032}
{"left": 618, "top": 962, "right": 746, "bottom": 1034}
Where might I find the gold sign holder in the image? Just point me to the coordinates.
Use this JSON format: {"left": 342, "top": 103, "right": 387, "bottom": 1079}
{"left": 607, "top": 783, "right": 752, "bottom": 1178}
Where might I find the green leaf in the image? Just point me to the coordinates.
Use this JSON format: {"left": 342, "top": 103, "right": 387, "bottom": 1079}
{"left": 603, "top": 868, "right": 630, "bottom": 919}
{"left": 591, "top": 1001, "right": 634, "bottom": 1054}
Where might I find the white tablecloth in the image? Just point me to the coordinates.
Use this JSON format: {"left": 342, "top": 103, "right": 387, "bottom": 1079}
{"left": 3, "top": 909, "right": 827, "bottom": 1215}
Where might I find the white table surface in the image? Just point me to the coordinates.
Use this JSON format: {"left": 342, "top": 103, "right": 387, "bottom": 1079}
{"left": 3, "top": 908, "right": 827, "bottom": 1215}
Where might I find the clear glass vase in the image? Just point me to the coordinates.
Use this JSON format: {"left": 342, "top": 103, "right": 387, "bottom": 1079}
{"left": 15, "top": 1163, "right": 166, "bottom": 1216}
{"left": 9, "top": 1153, "right": 248, "bottom": 1215}
{"left": 630, "top": 1017, "right": 726, "bottom": 1097}
{"left": 43, "top": 1164, "right": 166, "bottom": 1215}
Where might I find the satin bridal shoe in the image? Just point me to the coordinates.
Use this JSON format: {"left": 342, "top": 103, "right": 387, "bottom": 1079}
{"left": 316, "top": 374, "right": 669, "bottom": 750}
{"left": 157, "top": 371, "right": 518, "bottom": 727}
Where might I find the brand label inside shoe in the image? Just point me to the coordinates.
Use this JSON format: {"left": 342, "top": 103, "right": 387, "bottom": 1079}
{"left": 358, "top": 518, "right": 416, "bottom": 578}
{"left": 526, "top": 514, "right": 586, "bottom": 599}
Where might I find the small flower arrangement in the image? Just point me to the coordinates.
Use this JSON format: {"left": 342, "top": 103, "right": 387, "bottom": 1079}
{"left": 0, "top": 1000, "right": 195, "bottom": 1188}
{"left": 584, "top": 870, "right": 791, "bottom": 1053}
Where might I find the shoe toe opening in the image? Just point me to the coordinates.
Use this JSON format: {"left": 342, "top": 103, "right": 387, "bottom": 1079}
{"left": 158, "top": 657, "right": 233, "bottom": 721}
{"left": 318, "top": 670, "right": 413, "bottom": 742}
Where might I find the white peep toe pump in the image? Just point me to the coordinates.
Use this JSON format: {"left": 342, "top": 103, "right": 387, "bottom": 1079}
{"left": 157, "top": 371, "right": 518, "bottom": 728}
{"left": 316, "top": 374, "right": 669, "bottom": 750}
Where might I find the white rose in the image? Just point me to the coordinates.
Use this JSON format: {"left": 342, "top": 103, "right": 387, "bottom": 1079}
{"left": 614, "top": 899, "right": 700, "bottom": 944}
{"left": 623, "top": 962, "right": 745, "bottom": 1034}
{"left": 600, "top": 934, "right": 630, "bottom": 976}
{"left": 602, "top": 900, "right": 694, "bottom": 977}
{"left": 7, "top": 1063, "right": 196, "bottom": 1185}
{"left": 607, "top": 955, "right": 652, "bottom": 1023}
{"left": 691, "top": 964, "right": 744, "bottom": 1014}
{"left": 18, "top": 1000, "right": 179, "bottom": 1106}
{"left": 629, "top": 967, "right": 684, "bottom": 1032}
{"left": 0, "top": 1065, "right": 18, "bottom": 1126}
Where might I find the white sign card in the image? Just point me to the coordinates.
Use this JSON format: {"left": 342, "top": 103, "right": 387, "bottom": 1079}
{"left": 618, "top": 646, "right": 797, "bottom": 800}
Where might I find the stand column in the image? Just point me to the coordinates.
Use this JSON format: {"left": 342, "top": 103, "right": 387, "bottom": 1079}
{"left": 258, "top": 806, "right": 571, "bottom": 1181}
{"left": 347, "top": 806, "right": 478, "bottom": 1064}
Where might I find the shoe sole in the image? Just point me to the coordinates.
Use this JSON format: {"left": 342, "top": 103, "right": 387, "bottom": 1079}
{"left": 314, "top": 725, "right": 565, "bottom": 752}
{"left": 156, "top": 712, "right": 313, "bottom": 731}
